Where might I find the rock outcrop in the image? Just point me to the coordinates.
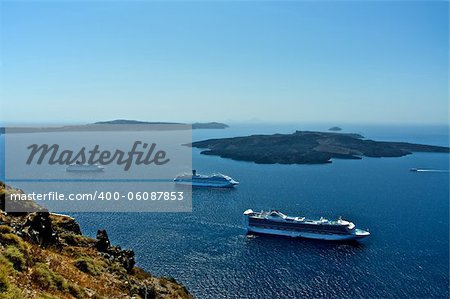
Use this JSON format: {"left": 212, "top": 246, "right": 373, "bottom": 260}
{"left": 95, "top": 229, "right": 110, "bottom": 252}
{"left": 20, "top": 212, "right": 58, "bottom": 247}
{"left": 95, "top": 229, "right": 136, "bottom": 273}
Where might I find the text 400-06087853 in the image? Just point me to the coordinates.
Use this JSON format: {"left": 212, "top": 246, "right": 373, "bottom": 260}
{"left": 99, "top": 191, "right": 185, "bottom": 201}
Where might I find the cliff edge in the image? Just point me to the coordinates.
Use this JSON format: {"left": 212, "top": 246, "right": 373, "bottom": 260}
{"left": 0, "top": 182, "right": 192, "bottom": 299}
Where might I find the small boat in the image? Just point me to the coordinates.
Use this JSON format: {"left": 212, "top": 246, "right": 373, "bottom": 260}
{"left": 409, "top": 168, "right": 449, "bottom": 173}
{"left": 66, "top": 163, "right": 104, "bottom": 172}
{"left": 244, "top": 209, "right": 370, "bottom": 241}
{"left": 174, "top": 170, "right": 239, "bottom": 188}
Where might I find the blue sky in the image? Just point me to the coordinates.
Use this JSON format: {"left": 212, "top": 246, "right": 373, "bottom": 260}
{"left": 1, "top": 1, "right": 448, "bottom": 125}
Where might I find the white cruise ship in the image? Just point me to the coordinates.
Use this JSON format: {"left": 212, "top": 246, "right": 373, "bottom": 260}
{"left": 244, "top": 209, "right": 370, "bottom": 241}
{"left": 66, "top": 163, "right": 104, "bottom": 172}
{"left": 174, "top": 170, "right": 239, "bottom": 188}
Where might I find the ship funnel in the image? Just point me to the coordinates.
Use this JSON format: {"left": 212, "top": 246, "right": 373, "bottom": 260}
{"left": 192, "top": 170, "right": 197, "bottom": 176}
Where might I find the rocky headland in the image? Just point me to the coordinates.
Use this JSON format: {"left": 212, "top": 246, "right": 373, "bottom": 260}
{"left": 0, "top": 182, "right": 192, "bottom": 299}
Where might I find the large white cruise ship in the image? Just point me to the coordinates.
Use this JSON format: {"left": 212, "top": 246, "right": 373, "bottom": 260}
{"left": 66, "top": 163, "right": 104, "bottom": 172}
{"left": 244, "top": 209, "right": 370, "bottom": 241}
{"left": 174, "top": 170, "right": 239, "bottom": 188}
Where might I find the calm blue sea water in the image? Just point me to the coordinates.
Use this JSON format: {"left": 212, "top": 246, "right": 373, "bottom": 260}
{"left": 1, "top": 124, "right": 449, "bottom": 298}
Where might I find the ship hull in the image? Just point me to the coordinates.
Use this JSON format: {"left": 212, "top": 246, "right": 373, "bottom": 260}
{"left": 174, "top": 180, "right": 237, "bottom": 188}
{"left": 246, "top": 226, "right": 369, "bottom": 241}
{"left": 66, "top": 167, "right": 104, "bottom": 172}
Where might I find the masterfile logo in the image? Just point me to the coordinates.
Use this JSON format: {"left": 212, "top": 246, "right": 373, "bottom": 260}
{"left": 26, "top": 141, "right": 170, "bottom": 171}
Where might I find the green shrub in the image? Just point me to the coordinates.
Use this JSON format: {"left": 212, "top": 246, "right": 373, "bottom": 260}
{"left": 0, "top": 255, "right": 13, "bottom": 271}
{"left": 0, "top": 264, "right": 10, "bottom": 293}
{"left": 107, "top": 261, "right": 126, "bottom": 276}
{"left": 4, "top": 246, "right": 26, "bottom": 272}
{"left": 53, "top": 274, "right": 68, "bottom": 292}
{"left": 73, "top": 258, "right": 99, "bottom": 276}
{"left": 39, "top": 293, "right": 59, "bottom": 299}
{"left": 30, "top": 263, "right": 68, "bottom": 292}
{"left": 0, "top": 233, "right": 27, "bottom": 252}
{"left": 0, "top": 254, "right": 13, "bottom": 294}
{"left": 0, "top": 285, "right": 22, "bottom": 299}
{"left": 0, "top": 225, "right": 13, "bottom": 234}
{"left": 68, "top": 283, "right": 84, "bottom": 298}
{"left": 60, "top": 233, "right": 94, "bottom": 247}
{"left": 31, "top": 263, "right": 53, "bottom": 289}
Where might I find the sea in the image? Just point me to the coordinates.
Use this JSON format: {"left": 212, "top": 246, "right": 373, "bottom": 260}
{"left": 1, "top": 123, "right": 449, "bottom": 298}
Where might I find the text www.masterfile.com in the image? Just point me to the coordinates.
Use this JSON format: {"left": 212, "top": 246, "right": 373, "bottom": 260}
{"left": 8, "top": 191, "right": 185, "bottom": 201}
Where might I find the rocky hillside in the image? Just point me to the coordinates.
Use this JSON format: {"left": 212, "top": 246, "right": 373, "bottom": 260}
{"left": 0, "top": 182, "right": 192, "bottom": 299}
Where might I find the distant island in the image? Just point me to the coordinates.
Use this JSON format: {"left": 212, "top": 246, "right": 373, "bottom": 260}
{"left": 95, "top": 120, "right": 228, "bottom": 129}
{"left": 1, "top": 119, "right": 229, "bottom": 134}
{"left": 94, "top": 119, "right": 182, "bottom": 125}
{"left": 189, "top": 131, "right": 450, "bottom": 164}
{"left": 95, "top": 119, "right": 227, "bottom": 129}
{"left": 328, "top": 126, "right": 342, "bottom": 131}
{"left": 191, "top": 122, "right": 229, "bottom": 129}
